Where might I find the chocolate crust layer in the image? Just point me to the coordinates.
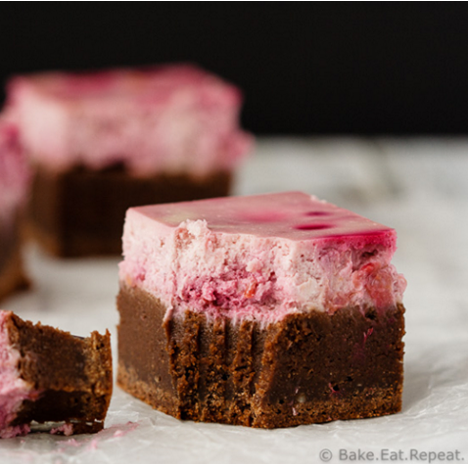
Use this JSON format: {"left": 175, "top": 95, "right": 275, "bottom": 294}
{"left": 117, "top": 285, "right": 405, "bottom": 428}
{"left": 6, "top": 313, "right": 113, "bottom": 433}
{"left": 28, "top": 164, "right": 232, "bottom": 257}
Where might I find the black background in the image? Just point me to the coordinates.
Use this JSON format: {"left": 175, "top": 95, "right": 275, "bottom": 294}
{"left": 2, "top": 4, "right": 468, "bottom": 135}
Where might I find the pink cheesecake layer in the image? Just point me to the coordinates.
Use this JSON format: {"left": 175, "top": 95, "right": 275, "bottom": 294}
{"left": 8, "top": 65, "right": 252, "bottom": 176}
{"left": 0, "top": 311, "right": 37, "bottom": 439}
{"left": 120, "top": 192, "right": 407, "bottom": 322}
{"left": 0, "top": 117, "right": 29, "bottom": 224}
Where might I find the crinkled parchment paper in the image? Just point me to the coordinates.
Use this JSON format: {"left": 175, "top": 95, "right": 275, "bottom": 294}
{"left": 1, "top": 139, "right": 467, "bottom": 463}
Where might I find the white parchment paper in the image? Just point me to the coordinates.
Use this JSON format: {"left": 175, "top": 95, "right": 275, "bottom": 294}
{"left": 1, "top": 138, "right": 467, "bottom": 463}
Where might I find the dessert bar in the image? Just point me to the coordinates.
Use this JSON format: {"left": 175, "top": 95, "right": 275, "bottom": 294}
{"left": 117, "top": 191, "right": 406, "bottom": 428}
{"left": 0, "top": 310, "right": 112, "bottom": 438}
{"left": 9, "top": 65, "right": 252, "bottom": 257}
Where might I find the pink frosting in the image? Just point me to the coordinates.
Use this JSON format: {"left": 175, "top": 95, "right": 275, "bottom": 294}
{"left": 8, "top": 65, "right": 252, "bottom": 176}
{"left": 119, "top": 192, "right": 407, "bottom": 322}
{"left": 0, "top": 117, "right": 30, "bottom": 224}
{"left": 0, "top": 311, "right": 37, "bottom": 439}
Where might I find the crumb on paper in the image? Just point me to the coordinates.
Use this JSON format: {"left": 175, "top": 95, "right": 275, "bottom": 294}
{"left": 111, "top": 421, "right": 139, "bottom": 438}
{"left": 50, "top": 423, "right": 74, "bottom": 436}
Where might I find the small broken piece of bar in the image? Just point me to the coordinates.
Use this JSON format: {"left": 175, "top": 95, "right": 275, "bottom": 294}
{"left": 118, "top": 191, "right": 407, "bottom": 428}
{"left": 0, "top": 310, "right": 112, "bottom": 438}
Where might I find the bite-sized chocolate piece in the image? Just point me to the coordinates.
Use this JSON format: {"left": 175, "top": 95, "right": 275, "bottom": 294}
{"left": 9, "top": 65, "right": 252, "bottom": 257}
{"left": 0, "top": 117, "right": 30, "bottom": 301}
{"left": 117, "top": 191, "right": 407, "bottom": 428}
{"left": 0, "top": 310, "right": 113, "bottom": 438}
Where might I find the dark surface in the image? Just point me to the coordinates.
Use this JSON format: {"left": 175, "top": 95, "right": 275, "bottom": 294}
{"left": 2, "top": 5, "right": 468, "bottom": 134}
{"left": 7, "top": 312, "right": 113, "bottom": 433}
{"left": 117, "top": 285, "right": 405, "bottom": 428}
{"left": 29, "top": 165, "right": 231, "bottom": 257}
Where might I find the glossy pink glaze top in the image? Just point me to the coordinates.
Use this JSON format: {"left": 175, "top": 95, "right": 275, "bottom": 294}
{"left": 0, "top": 117, "right": 30, "bottom": 224}
{"left": 119, "top": 192, "right": 407, "bottom": 322}
{"left": 8, "top": 65, "right": 252, "bottom": 176}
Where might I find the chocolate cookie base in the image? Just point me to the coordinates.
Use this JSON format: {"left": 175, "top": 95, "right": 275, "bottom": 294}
{"left": 6, "top": 312, "right": 113, "bottom": 434}
{"left": 0, "top": 218, "right": 29, "bottom": 303}
{"left": 28, "top": 165, "right": 232, "bottom": 257}
{"left": 117, "top": 285, "right": 405, "bottom": 428}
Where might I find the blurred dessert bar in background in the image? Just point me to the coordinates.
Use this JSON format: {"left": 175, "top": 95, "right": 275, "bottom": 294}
{"left": 8, "top": 65, "right": 252, "bottom": 257}
{"left": 0, "top": 117, "right": 30, "bottom": 302}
